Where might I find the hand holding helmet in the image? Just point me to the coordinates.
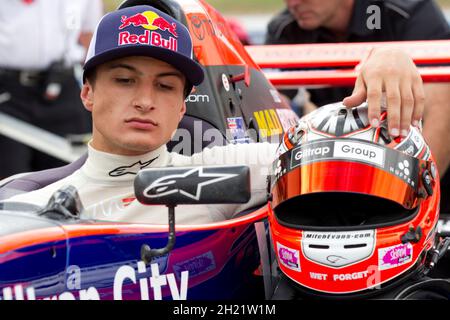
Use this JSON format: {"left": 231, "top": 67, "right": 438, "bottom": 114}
{"left": 343, "top": 48, "right": 425, "bottom": 139}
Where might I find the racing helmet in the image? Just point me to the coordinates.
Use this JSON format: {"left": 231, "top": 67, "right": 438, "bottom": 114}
{"left": 270, "top": 102, "right": 440, "bottom": 297}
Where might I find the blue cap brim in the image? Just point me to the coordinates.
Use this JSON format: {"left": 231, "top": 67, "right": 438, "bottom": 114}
{"left": 83, "top": 45, "right": 204, "bottom": 86}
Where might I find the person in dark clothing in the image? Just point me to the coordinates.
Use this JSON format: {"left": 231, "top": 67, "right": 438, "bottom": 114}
{"left": 266, "top": 0, "right": 450, "bottom": 106}
{"left": 265, "top": 0, "right": 450, "bottom": 213}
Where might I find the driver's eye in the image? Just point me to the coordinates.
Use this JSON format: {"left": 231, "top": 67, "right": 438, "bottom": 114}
{"left": 115, "top": 78, "right": 134, "bottom": 84}
{"left": 157, "top": 82, "right": 175, "bottom": 91}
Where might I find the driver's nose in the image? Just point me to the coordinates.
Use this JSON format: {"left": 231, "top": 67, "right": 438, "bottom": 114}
{"left": 133, "top": 85, "right": 156, "bottom": 112}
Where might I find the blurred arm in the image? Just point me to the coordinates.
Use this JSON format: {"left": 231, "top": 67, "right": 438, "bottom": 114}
{"left": 78, "top": 0, "right": 104, "bottom": 52}
{"left": 78, "top": 32, "right": 93, "bottom": 52}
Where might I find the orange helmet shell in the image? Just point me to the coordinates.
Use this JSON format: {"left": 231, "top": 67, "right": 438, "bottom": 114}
{"left": 269, "top": 102, "right": 440, "bottom": 295}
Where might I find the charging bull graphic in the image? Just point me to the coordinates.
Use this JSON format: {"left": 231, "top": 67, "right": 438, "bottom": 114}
{"left": 119, "top": 11, "right": 178, "bottom": 38}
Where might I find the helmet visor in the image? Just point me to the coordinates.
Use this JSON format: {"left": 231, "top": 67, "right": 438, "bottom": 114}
{"left": 271, "top": 139, "right": 434, "bottom": 227}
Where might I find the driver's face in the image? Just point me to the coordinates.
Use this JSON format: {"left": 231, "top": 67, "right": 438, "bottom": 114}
{"left": 81, "top": 56, "right": 186, "bottom": 156}
{"left": 284, "top": 0, "right": 345, "bottom": 30}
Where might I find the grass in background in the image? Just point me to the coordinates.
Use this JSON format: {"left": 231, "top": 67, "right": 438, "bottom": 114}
{"left": 440, "top": 0, "right": 450, "bottom": 7}
{"left": 102, "top": 0, "right": 283, "bottom": 13}
{"left": 203, "top": 0, "right": 283, "bottom": 14}
{"left": 103, "top": 0, "right": 121, "bottom": 12}
{"left": 103, "top": 0, "right": 450, "bottom": 14}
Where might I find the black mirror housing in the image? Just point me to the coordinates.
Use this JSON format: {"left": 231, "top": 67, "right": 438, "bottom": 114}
{"left": 134, "top": 166, "right": 251, "bottom": 206}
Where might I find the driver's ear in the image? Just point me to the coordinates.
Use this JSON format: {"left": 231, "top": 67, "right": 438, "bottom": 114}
{"left": 179, "top": 101, "right": 186, "bottom": 122}
{"left": 80, "top": 82, "right": 94, "bottom": 112}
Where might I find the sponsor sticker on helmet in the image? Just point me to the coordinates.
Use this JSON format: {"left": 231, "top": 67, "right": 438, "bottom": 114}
{"left": 277, "top": 242, "right": 301, "bottom": 272}
{"left": 333, "top": 141, "right": 385, "bottom": 167}
{"left": 302, "top": 230, "right": 376, "bottom": 268}
{"left": 378, "top": 243, "right": 413, "bottom": 270}
{"left": 289, "top": 139, "right": 385, "bottom": 169}
{"left": 395, "top": 127, "right": 425, "bottom": 157}
{"left": 388, "top": 159, "right": 417, "bottom": 188}
{"left": 290, "top": 140, "right": 334, "bottom": 169}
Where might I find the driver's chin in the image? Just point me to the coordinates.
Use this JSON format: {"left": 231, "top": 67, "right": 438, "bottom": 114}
{"left": 114, "top": 134, "right": 167, "bottom": 155}
{"left": 117, "top": 143, "right": 160, "bottom": 155}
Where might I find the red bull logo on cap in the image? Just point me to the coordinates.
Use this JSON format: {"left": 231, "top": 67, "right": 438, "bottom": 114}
{"left": 118, "top": 11, "right": 178, "bottom": 51}
{"left": 119, "top": 11, "right": 178, "bottom": 38}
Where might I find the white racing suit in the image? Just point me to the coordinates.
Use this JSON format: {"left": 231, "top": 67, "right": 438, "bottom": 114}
{"left": 7, "top": 142, "right": 277, "bottom": 224}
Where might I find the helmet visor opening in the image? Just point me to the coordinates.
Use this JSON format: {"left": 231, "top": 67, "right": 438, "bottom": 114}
{"left": 274, "top": 192, "right": 418, "bottom": 231}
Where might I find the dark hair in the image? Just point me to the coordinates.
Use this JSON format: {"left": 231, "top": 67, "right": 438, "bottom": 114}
{"left": 84, "top": 67, "right": 191, "bottom": 98}
{"left": 84, "top": 68, "right": 97, "bottom": 88}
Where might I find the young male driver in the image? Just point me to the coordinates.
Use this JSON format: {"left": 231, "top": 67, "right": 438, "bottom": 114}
{"left": 7, "top": 5, "right": 428, "bottom": 225}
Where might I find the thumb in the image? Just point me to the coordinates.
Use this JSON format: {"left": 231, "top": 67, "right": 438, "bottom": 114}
{"left": 343, "top": 76, "right": 366, "bottom": 108}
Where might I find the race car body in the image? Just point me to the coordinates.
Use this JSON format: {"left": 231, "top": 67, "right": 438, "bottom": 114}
{"left": 0, "top": 201, "right": 269, "bottom": 300}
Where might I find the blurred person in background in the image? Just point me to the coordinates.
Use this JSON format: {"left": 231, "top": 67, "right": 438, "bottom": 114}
{"left": 265, "top": 0, "right": 450, "bottom": 213}
{"left": 0, "top": 0, "right": 104, "bottom": 179}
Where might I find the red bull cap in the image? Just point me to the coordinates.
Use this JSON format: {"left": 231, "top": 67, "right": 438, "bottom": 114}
{"left": 83, "top": 5, "right": 204, "bottom": 89}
